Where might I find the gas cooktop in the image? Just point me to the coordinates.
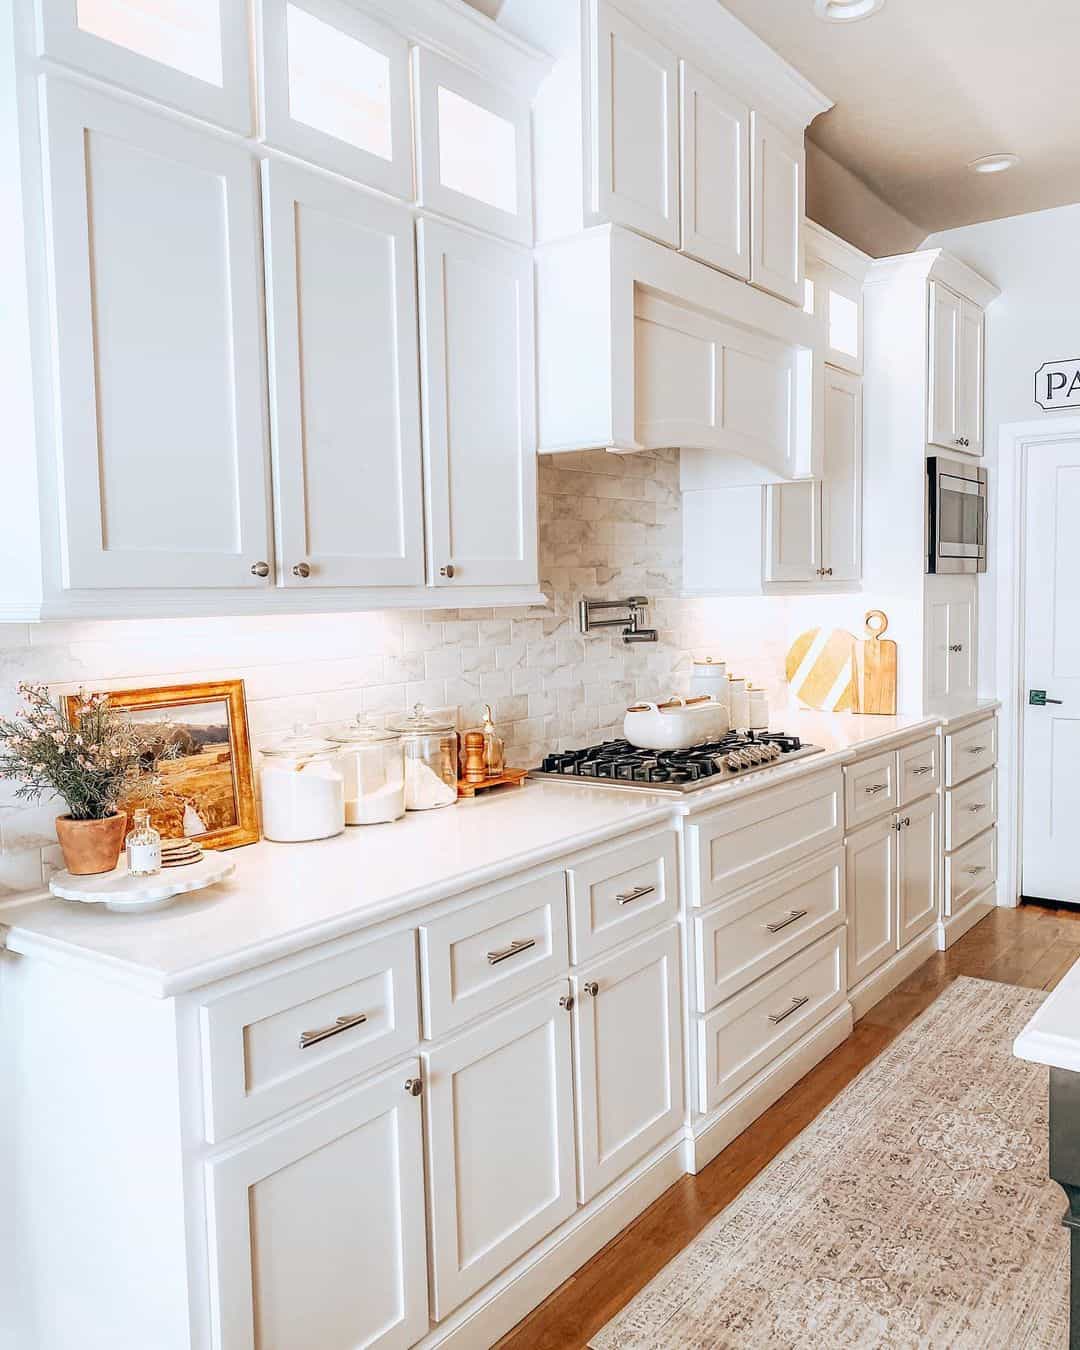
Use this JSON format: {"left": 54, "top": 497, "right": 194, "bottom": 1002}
{"left": 529, "top": 730, "right": 823, "bottom": 795}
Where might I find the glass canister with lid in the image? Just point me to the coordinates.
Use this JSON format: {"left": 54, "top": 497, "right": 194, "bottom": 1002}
{"left": 388, "top": 704, "right": 459, "bottom": 810}
{"left": 258, "top": 731, "right": 347, "bottom": 842}
{"left": 326, "top": 716, "right": 406, "bottom": 825}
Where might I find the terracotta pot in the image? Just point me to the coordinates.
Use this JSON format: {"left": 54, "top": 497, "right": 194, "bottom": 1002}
{"left": 54, "top": 811, "right": 127, "bottom": 876}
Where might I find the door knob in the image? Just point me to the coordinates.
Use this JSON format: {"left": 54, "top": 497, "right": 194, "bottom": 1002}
{"left": 583, "top": 981, "right": 599, "bottom": 997}
{"left": 440, "top": 565, "right": 455, "bottom": 578}
{"left": 292, "top": 562, "right": 311, "bottom": 579}
{"left": 250, "top": 561, "right": 270, "bottom": 578}
{"left": 559, "top": 994, "right": 574, "bottom": 1012}
{"left": 404, "top": 1077, "right": 422, "bottom": 1097}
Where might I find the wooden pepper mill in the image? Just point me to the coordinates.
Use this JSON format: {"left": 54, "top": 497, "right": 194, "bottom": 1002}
{"left": 463, "top": 730, "right": 488, "bottom": 783}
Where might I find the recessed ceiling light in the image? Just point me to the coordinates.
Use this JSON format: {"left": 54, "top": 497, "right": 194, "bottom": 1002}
{"left": 968, "top": 153, "right": 1020, "bottom": 175}
{"left": 813, "top": 0, "right": 885, "bottom": 21}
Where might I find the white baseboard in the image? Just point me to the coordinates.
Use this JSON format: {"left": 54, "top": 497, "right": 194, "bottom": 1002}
{"left": 938, "top": 892, "right": 995, "bottom": 949}
{"left": 424, "top": 1134, "right": 686, "bottom": 1349}
{"left": 686, "top": 1002, "right": 854, "bottom": 1174}
{"left": 849, "top": 926, "right": 939, "bottom": 1022}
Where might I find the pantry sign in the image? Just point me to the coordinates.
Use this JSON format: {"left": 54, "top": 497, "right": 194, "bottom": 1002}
{"left": 1035, "top": 358, "right": 1080, "bottom": 410}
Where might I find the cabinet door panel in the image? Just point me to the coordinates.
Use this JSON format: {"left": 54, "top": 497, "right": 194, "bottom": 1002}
{"left": 573, "top": 925, "right": 683, "bottom": 1202}
{"left": 424, "top": 984, "right": 576, "bottom": 1319}
{"left": 899, "top": 794, "right": 939, "bottom": 947}
{"left": 263, "top": 162, "right": 424, "bottom": 587}
{"left": 928, "top": 280, "right": 961, "bottom": 450}
{"left": 846, "top": 815, "right": 898, "bottom": 986}
{"left": 750, "top": 111, "right": 804, "bottom": 305}
{"left": 820, "top": 366, "right": 862, "bottom": 581}
{"left": 206, "top": 1062, "right": 428, "bottom": 1350}
{"left": 926, "top": 577, "right": 977, "bottom": 705}
{"left": 591, "top": 0, "right": 678, "bottom": 245}
{"left": 766, "top": 481, "right": 818, "bottom": 582}
{"left": 42, "top": 79, "right": 271, "bottom": 590}
{"left": 418, "top": 219, "right": 538, "bottom": 587}
{"left": 679, "top": 63, "right": 749, "bottom": 278}
{"left": 958, "top": 298, "right": 985, "bottom": 455}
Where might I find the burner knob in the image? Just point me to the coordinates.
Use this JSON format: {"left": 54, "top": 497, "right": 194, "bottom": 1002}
{"left": 768, "top": 744, "right": 782, "bottom": 760}
{"left": 725, "top": 753, "right": 742, "bottom": 770}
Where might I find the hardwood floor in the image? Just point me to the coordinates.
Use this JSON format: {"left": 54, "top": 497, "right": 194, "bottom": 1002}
{"left": 496, "top": 902, "right": 1080, "bottom": 1350}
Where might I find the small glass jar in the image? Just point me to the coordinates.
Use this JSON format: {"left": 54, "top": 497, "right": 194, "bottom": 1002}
{"left": 258, "top": 733, "right": 346, "bottom": 842}
{"left": 327, "top": 717, "right": 406, "bottom": 826}
{"left": 125, "top": 808, "right": 161, "bottom": 877}
{"left": 388, "top": 704, "right": 459, "bottom": 811}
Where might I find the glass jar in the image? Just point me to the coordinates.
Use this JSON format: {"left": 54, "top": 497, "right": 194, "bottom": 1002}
{"left": 125, "top": 808, "right": 161, "bottom": 877}
{"left": 388, "top": 704, "right": 459, "bottom": 811}
{"left": 327, "top": 717, "right": 406, "bottom": 826}
{"left": 258, "top": 733, "right": 346, "bottom": 842}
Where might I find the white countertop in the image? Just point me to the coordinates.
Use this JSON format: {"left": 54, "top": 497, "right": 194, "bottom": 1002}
{"left": 1014, "top": 954, "right": 1080, "bottom": 1072}
{"left": 0, "top": 705, "right": 992, "bottom": 998}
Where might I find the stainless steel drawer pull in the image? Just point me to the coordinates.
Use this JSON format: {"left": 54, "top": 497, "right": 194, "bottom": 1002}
{"left": 966, "top": 745, "right": 987, "bottom": 755}
{"left": 487, "top": 937, "right": 536, "bottom": 966}
{"left": 912, "top": 765, "right": 934, "bottom": 776}
{"left": 299, "top": 1012, "right": 368, "bottom": 1050}
{"left": 864, "top": 783, "right": 888, "bottom": 795}
{"left": 768, "top": 995, "right": 809, "bottom": 1025}
{"left": 964, "top": 864, "right": 987, "bottom": 875}
{"left": 765, "top": 908, "right": 808, "bottom": 934}
{"left": 616, "top": 883, "right": 656, "bottom": 906}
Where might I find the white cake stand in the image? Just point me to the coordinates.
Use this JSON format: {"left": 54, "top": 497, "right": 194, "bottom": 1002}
{"left": 49, "top": 852, "right": 236, "bottom": 913}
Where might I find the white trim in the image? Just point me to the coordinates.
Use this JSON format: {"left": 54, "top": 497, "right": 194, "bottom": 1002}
{"left": 996, "top": 417, "right": 1080, "bottom": 909}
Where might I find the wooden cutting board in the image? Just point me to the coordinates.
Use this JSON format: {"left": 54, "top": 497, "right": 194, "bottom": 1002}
{"left": 856, "top": 610, "right": 897, "bottom": 715}
{"left": 785, "top": 626, "right": 859, "bottom": 712}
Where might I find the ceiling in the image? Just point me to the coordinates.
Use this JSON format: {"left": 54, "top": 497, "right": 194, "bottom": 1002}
{"left": 698, "top": 0, "right": 1080, "bottom": 233}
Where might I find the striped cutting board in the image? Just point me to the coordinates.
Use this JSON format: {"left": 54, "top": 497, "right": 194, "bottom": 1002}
{"left": 786, "top": 626, "right": 859, "bottom": 712}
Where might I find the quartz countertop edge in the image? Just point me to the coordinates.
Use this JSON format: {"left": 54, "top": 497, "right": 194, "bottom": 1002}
{"left": 1014, "top": 955, "right": 1080, "bottom": 1071}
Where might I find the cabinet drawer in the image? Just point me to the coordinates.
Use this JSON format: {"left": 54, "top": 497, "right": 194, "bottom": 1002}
{"left": 418, "top": 872, "right": 569, "bottom": 1038}
{"left": 945, "top": 826, "right": 997, "bottom": 914}
{"left": 696, "top": 927, "right": 845, "bottom": 1113}
{"left": 944, "top": 768, "right": 997, "bottom": 852}
{"left": 694, "top": 846, "right": 844, "bottom": 1012}
{"left": 844, "top": 749, "right": 898, "bottom": 829}
{"left": 945, "top": 717, "right": 997, "bottom": 786}
{"left": 899, "top": 736, "right": 940, "bottom": 804}
{"left": 687, "top": 769, "right": 842, "bottom": 907}
{"left": 567, "top": 829, "right": 678, "bottom": 963}
{"left": 199, "top": 930, "right": 419, "bottom": 1143}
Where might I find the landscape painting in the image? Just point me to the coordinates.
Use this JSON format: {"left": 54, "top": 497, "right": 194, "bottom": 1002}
{"left": 65, "top": 680, "right": 259, "bottom": 850}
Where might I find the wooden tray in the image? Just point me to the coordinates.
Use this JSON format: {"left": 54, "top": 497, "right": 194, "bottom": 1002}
{"left": 457, "top": 767, "right": 529, "bottom": 798}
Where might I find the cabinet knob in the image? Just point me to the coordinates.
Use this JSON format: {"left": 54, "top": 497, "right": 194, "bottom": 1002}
{"left": 404, "top": 1077, "right": 423, "bottom": 1097}
{"left": 292, "top": 562, "right": 311, "bottom": 579}
{"left": 439, "top": 565, "right": 455, "bottom": 579}
{"left": 250, "top": 561, "right": 270, "bottom": 578}
{"left": 583, "top": 981, "right": 599, "bottom": 997}
{"left": 949, "top": 643, "right": 963, "bottom": 653}
{"left": 559, "top": 994, "right": 574, "bottom": 1012}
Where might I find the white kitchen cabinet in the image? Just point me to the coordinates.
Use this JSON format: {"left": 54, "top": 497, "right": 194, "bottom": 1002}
{"left": 590, "top": 0, "right": 679, "bottom": 246}
{"left": 38, "top": 0, "right": 252, "bottom": 131}
{"left": 262, "top": 161, "right": 425, "bottom": 589}
{"left": 750, "top": 111, "right": 804, "bottom": 306}
{"left": 845, "top": 814, "right": 898, "bottom": 987}
{"left": 417, "top": 218, "right": 538, "bottom": 589}
{"left": 41, "top": 78, "right": 272, "bottom": 591}
{"left": 898, "top": 793, "right": 939, "bottom": 948}
{"left": 572, "top": 925, "right": 683, "bottom": 1202}
{"left": 678, "top": 62, "right": 750, "bottom": 279}
{"left": 925, "top": 576, "right": 977, "bottom": 708}
{"left": 423, "top": 983, "right": 577, "bottom": 1319}
{"left": 206, "top": 1061, "right": 429, "bottom": 1350}
{"left": 260, "top": 0, "right": 413, "bottom": 199}
{"left": 928, "top": 280, "right": 984, "bottom": 455}
{"left": 804, "top": 222, "right": 867, "bottom": 376}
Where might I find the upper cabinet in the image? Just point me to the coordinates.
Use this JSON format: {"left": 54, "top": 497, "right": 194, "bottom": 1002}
{"left": 38, "top": 0, "right": 253, "bottom": 131}
{"left": 750, "top": 112, "right": 804, "bottom": 306}
{"left": 679, "top": 63, "right": 750, "bottom": 279}
{"left": 928, "top": 280, "right": 984, "bottom": 455}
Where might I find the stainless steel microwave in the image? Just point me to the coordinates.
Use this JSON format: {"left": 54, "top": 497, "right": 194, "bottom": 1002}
{"left": 927, "top": 457, "right": 988, "bottom": 573}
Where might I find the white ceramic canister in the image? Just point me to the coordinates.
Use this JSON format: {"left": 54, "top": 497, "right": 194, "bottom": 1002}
{"left": 727, "top": 677, "right": 749, "bottom": 731}
{"left": 259, "top": 734, "right": 347, "bottom": 842}
{"left": 690, "top": 657, "right": 729, "bottom": 713}
{"left": 747, "top": 687, "right": 770, "bottom": 730}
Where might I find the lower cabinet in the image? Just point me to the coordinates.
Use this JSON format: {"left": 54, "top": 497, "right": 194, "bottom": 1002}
{"left": 205, "top": 1059, "right": 429, "bottom": 1350}
{"left": 898, "top": 793, "right": 939, "bottom": 947}
{"left": 423, "top": 982, "right": 577, "bottom": 1320}
{"left": 572, "top": 925, "right": 684, "bottom": 1203}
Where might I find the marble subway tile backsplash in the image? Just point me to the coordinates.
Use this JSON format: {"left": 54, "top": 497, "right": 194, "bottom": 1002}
{"left": 0, "top": 450, "right": 788, "bottom": 892}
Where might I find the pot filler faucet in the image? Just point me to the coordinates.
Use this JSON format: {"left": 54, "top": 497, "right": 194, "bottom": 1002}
{"left": 578, "top": 596, "right": 658, "bottom": 644}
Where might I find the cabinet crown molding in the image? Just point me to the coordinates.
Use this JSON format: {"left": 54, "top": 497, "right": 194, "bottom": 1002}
{"left": 867, "top": 248, "right": 1000, "bottom": 308}
{"left": 804, "top": 218, "right": 873, "bottom": 282}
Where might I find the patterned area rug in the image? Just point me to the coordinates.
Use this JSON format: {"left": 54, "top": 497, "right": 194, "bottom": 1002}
{"left": 592, "top": 977, "right": 1068, "bottom": 1349}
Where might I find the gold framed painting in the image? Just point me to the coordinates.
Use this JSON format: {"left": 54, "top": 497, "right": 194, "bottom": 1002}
{"left": 65, "top": 680, "right": 259, "bottom": 850}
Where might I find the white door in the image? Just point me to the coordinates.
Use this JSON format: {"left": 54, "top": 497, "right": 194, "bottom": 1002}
{"left": 1022, "top": 436, "right": 1080, "bottom": 902}
{"left": 845, "top": 814, "right": 898, "bottom": 986}
{"left": 766, "top": 481, "right": 818, "bottom": 582}
{"left": 572, "top": 925, "right": 683, "bottom": 1203}
{"left": 898, "top": 796, "right": 939, "bottom": 946}
{"left": 590, "top": 0, "right": 679, "bottom": 246}
{"left": 679, "top": 63, "right": 750, "bottom": 279}
{"left": 819, "top": 366, "right": 862, "bottom": 581}
{"left": 206, "top": 1061, "right": 428, "bottom": 1350}
{"left": 927, "top": 280, "right": 961, "bottom": 451}
{"left": 263, "top": 161, "right": 425, "bottom": 588}
{"left": 750, "top": 111, "right": 804, "bottom": 306}
{"left": 926, "top": 577, "right": 977, "bottom": 706}
{"left": 423, "top": 983, "right": 576, "bottom": 1319}
{"left": 42, "top": 78, "right": 272, "bottom": 590}
{"left": 957, "top": 298, "right": 985, "bottom": 455}
{"left": 417, "top": 218, "right": 538, "bottom": 588}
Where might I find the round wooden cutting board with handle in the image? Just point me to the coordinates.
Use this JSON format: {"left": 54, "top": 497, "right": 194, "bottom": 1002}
{"left": 786, "top": 626, "right": 858, "bottom": 712}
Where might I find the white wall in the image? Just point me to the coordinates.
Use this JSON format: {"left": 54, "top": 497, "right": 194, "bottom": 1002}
{"left": 923, "top": 201, "right": 1080, "bottom": 694}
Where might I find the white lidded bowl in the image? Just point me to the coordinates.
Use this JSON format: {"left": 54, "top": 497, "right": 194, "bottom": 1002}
{"left": 623, "top": 696, "right": 730, "bottom": 751}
